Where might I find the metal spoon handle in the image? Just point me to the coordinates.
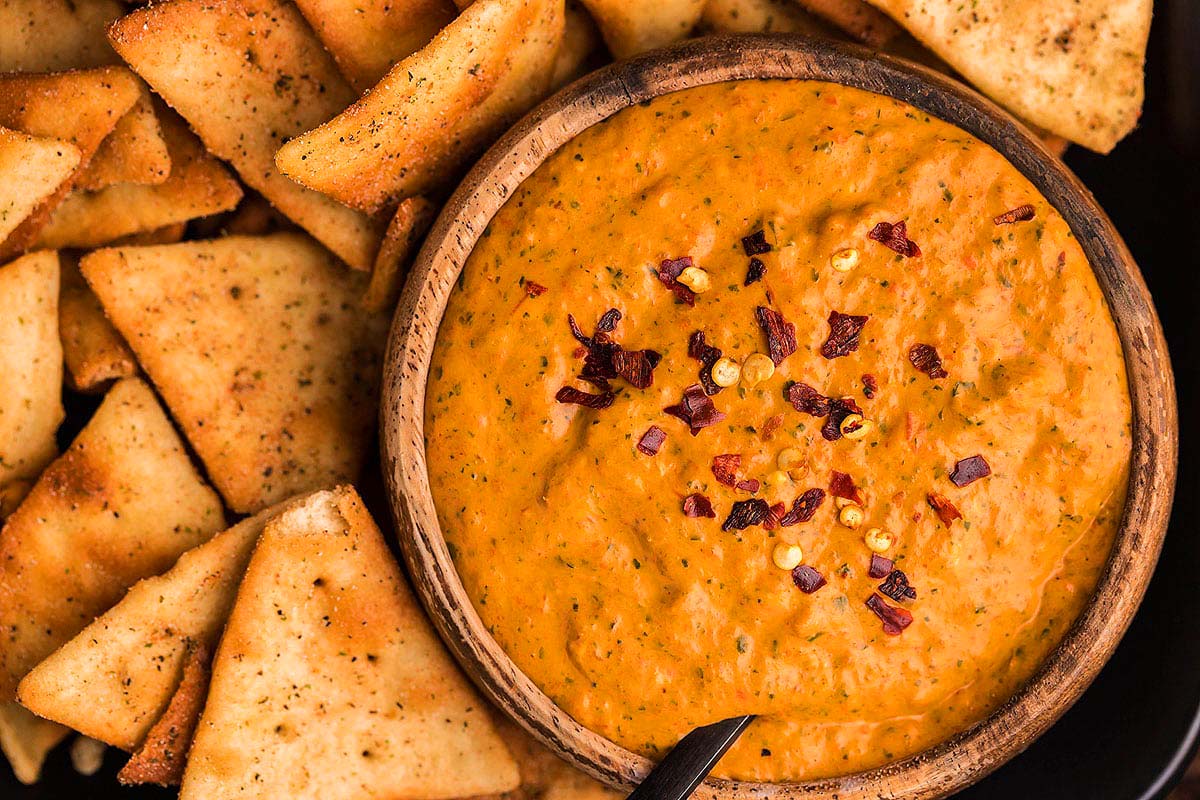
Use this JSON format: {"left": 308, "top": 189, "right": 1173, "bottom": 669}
{"left": 625, "top": 715, "right": 755, "bottom": 800}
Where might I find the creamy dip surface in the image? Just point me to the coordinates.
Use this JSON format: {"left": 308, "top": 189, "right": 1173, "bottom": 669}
{"left": 424, "top": 80, "right": 1132, "bottom": 782}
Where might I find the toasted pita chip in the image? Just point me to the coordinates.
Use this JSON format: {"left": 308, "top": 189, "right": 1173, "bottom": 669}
{"left": 117, "top": 641, "right": 212, "bottom": 787}
{"left": 0, "top": 481, "right": 32, "bottom": 521}
{"left": 0, "top": 251, "right": 63, "bottom": 493}
{"left": 70, "top": 735, "right": 108, "bottom": 776}
{"left": 577, "top": 0, "right": 703, "bottom": 58}
{"left": 0, "top": 378, "right": 226, "bottom": 698}
{"left": 37, "top": 109, "right": 242, "bottom": 250}
{"left": 0, "top": 0, "right": 123, "bottom": 72}
{"left": 275, "top": 0, "right": 564, "bottom": 213}
{"left": 362, "top": 196, "right": 438, "bottom": 313}
{"left": 294, "top": 0, "right": 458, "bottom": 92}
{"left": 181, "top": 487, "right": 521, "bottom": 799}
{"left": 0, "top": 702, "right": 68, "bottom": 784}
{"left": 108, "top": 0, "right": 384, "bottom": 270}
{"left": 75, "top": 90, "right": 171, "bottom": 191}
{"left": 551, "top": 2, "right": 603, "bottom": 89}
{"left": 700, "top": 0, "right": 833, "bottom": 34}
{"left": 19, "top": 505, "right": 287, "bottom": 750}
{"left": 112, "top": 222, "right": 189, "bottom": 247}
{"left": 81, "top": 234, "right": 387, "bottom": 513}
{"left": 0, "top": 67, "right": 141, "bottom": 258}
{"left": 189, "top": 192, "right": 296, "bottom": 240}
{"left": 58, "top": 253, "right": 137, "bottom": 393}
{"left": 865, "top": 0, "right": 1149, "bottom": 151}
{"left": 795, "top": 0, "right": 904, "bottom": 45}
{"left": 0, "top": 128, "right": 80, "bottom": 243}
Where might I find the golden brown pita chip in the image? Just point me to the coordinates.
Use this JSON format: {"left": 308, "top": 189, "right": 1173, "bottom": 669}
{"left": 0, "top": 66, "right": 141, "bottom": 258}
{"left": 111, "top": 222, "right": 189, "bottom": 247}
{"left": 0, "top": 481, "right": 32, "bottom": 521}
{"left": 108, "top": 0, "right": 385, "bottom": 269}
{"left": 0, "top": 0, "right": 123, "bottom": 72}
{"left": 700, "top": 0, "right": 833, "bottom": 34}
{"left": 58, "top": 253, "right": 138, "bottom": 393}
{"left": 294, "top": 0, "right": 458, "bottom": 92}
{"left": 81, "top": 234, "right": 387, "bottom": 513}
{"left": 181, "top": 487, "right": 521, "bottom": 800}
{"left": 75, "top": 90, "right": 171, "bottom": 191}
{"left": 362, "top": 196, "right": 438, "bottom": 313}
{"left": 0, "top": 378, "right": 226, "bottom": 699}
{"left": 551, "top": 1, "right": 603, "bottom": 90}
{"left": 864, "top": 0, "right": 1150, "bottom": 151}
{"left": 275, "top": 0, "right": 564, "bottom": 213}
{"left": 577, "top": 0, "right": 703, "bottom": 58}
{"left": 794, "top": 0, "right": 901, "bottom": 46}
{"left": 0, "top": 128, "right": 79, "bottom": 244}
{"left": 0, "top": 702, "right": 68, "bottom": 785}
{"left": 117, "top": 641, "right": 211, "bottom": 787}
{"left": 36, "top": 109, "right": 242, "bottom": 250}
{"left": 18, "top": 505, "right": 287, "bottom": 750}
{"left": 0, "top": 251, "right": 63, "bottom": 493}
{"left": 70, "top": 736, "right": 108, "bottom": 776}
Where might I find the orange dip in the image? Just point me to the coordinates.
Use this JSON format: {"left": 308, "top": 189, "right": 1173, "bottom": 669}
{"left": 425, "top": 80, "right": 1131, "bottom": 782}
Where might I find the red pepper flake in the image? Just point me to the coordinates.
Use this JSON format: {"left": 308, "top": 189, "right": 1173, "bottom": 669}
{"left": 866, "top": 593, "right": 913, "bottom": 635}
{"left": 994, "top": 204, "right": 1035, "bottom": 225}
{"left": 612, "top": 348, "right": 659, "bottom": 390}
{"left": 555, "top": 386, "right": 615, "bottom": 409}
{"left": 569, "top": 309, "right": 660, "bottom": 391}
{"left": 868, "top": 553, "right": 894, "bottom": 579}
{"left": 862, "top": 373, "right": 878, "bottom": 399}
{"left": 657, "top": 256, "right": 697, "bottom": 306}
{"left": 762, "top": 502, "right": 787, "bottom": 530}
{"left": 791, "top": 565, "right": 827, "bottom": 594}
{"left": 867, "top": 220, "right": 921, "bottom": 258}
{"left": 820, "top": 311, "right": 869, "bottom": 359}
{"left": 907, "top": 343, "right": 948, "bottom": 379}
{"left": 744, "top": 257, "right": 766, "bottom": 286}
{"left": 779, "top": 488, "right": 825, "bottom": 526}
{"left": 687, "top": 331, "right": 724, "bottom": 396}
{"left": 950, "top": 455, "right": 991, "bottom": 487}
{"left": 821, "top": 396, "right": 862, "bottom": 442}
{"left": 760, "top": 413, "right": 784, "bottom": 441}
{"left": 737, "top": 478, "right": 761, "bottom": 493}
{"left": 637, "top": 425, "right": 666, "bottom": 456}
{"left": 683, "top": 493, "right": 716, "bottom": 518}
{"left": 524, "top": 281, "right": 548, "bottom": 298}
{"left": 755, "top": 306, "right": 797, "bottom": 365}
{"left": 927, "top": 492, "right": 962, "bottom": 527}
{"left": 785, "top": 382, "right": 832, "bottom": 418}
{"left": 721, "top": 498, "right": 771, "bottom": 531}
{"left": 830, "top": 471, "right": 865, "bottom": 505}
{"left": 664, "top": 384, "right": 727, "bottom": 436}
{"left": 711, "top": 454, "right": 742, "bottom": 487}
{"left": 879, "top": 569, "right": 917, "bottom": 602}
{"left": 742, "top": 229, "right": 772, "bottom": 256}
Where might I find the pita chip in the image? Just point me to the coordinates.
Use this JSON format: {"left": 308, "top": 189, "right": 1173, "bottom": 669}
{"left": 58, "top": 253, "right": 137, "bottom": 393}
{"left": 0, "top": 378, "right": 226, "bottom": 699}
{"left": 75, "top": 90, "right": 172, "bottom": 191}
{"left": 0, "top": 128, "right": 80, "bottom": 243}
{"left": 181, "top": 487, "right": 520, "bottom": 799}
{"left": 361, "top": 195, "right": 438, "bottom": 313}
{"left": 0, "top": 0, "right": 123, "bottom": 72}
{"left": 81, "top": 234, "right": 387, "bottom": 513}
{"left": 0, "top": 702, "right": 68, "bottom": 785}
{"left": 700, "top": 0, "right": 833, "bottom": 34}
{"left": 577, "top": 0, "right": 703, "bottom": 58}
{"left": 551, "top": 2, "right": 603, "bottom": 90}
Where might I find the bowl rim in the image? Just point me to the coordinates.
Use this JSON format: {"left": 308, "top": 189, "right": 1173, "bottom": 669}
{"left": 380, "top": 33, "right": 1178, "bottom": 799}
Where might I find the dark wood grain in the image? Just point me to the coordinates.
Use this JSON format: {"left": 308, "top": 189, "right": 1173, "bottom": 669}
{"left": 380, "top": 34, "right": 1178, "bottom": 800}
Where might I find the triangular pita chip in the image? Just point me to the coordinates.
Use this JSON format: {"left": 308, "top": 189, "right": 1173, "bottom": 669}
{"left": 476, "top": 714, "right": 621, "bottom": 800}
{"left": 75, "top": 89, "right": 172, "bottom": 191}
{"left": 0, "top": 251, "right": 63, "bottom": 492}
{"left": 550, "top": 2, "right": 603, "bottom": 90}
{"left": 361, "top": 195, "right": 438, "bottom": 313}
{"left": 865, "top": 0, "right": 1151, "bottom": 151}
{"left": 0, "top": 0, "right": 123, "bottom": 72}
{"left": 37, "top": 108, "right": 242, "bottom": 250}
{"left": 18, "top": 504, "right": 289, "bottom": 750}
{"left": 293, "top": 0, "right": 457, "bottom": 92}
{"left": 80, "top": 234, "right": 387, "bottom": 513}
{"left": 57, "top": 253, "right": 138, "bottom": 393}
{"left": 0, "top": 378, "right": 226, "bottom": 699}
{"left": 700, "top": 0, "right": 834, "bottom": 35}
{"left": 576, "top": 0, "right": 702, "bottom": 58}
{"left": 0, "top": 702, "right": 68, "bottom": 785}
{"left": 181, "top": 487, "right": 521, "bottom": 799}
{"left": 0, "top": 128, "right": 80, "bottom": 243}
{"left": 108, "top": 0, "right": 385, "bottom": 270}
{"left": 274, "top": 0, "right": 564, "bottom": 213}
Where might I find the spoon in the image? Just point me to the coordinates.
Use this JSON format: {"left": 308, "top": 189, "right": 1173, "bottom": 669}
{"left": 625, "top": 715, "right": 755, "bottom": 800}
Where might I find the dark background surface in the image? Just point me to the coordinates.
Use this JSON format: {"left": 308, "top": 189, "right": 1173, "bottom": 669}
{"left": 5, "top": 1, "right": 1200, "bottom": 797}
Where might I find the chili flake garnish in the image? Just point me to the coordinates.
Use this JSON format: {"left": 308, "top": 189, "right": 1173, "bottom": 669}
{"left": 927, "top": 492, "right": 962, "bottom": 527}
{"left": 821, "top": 396, "right": 863, "bottom": 442}
{"left": 657, "top": 256, "right": 697, "bottom": 306}
{"left": 791, "top": 565, "right": 827, "bottom": 594}
{"left": 742, "top": 229, "right": 772, "bottom": 256}
{"left": 830, "top": 471, "right": 865, "bottom": 505}
{"left": 711, "top": 454, "right": 742, "bottom": 487}
{"left": 756, "top": 306, "right": 797, "bottom": 365}
{"left": 763, "top": 502, "right": 787, "bottom": 530}
{"left": 744, "top": 257, "right": 767, "bottom": 285}
{"left": 683, "top": 493, "right": 716, "bottom": 518}
{"left": 994, "top": 204, "right": 1035, "bottom": 225}
{"left": 664, "top": 384, "right": 727, "bottom": 436}
{"left": 879, "top": 569, "right": 917, "bottom": 602}
{"left": 612, "top": 348, "right": 660, "bottom": 390}
{"left": 820, "top": 311, "right": 869, "bottom": 359}
{"left": 569, "top": 309, "right": 660, "bottom": 391}
{"left": 867, "top": 220, "right": 921, "bottom": 257}
{"left": 866, "top": 593, "right": 913, "bottom": 635}
{"left": 688, "top": 331, "right": 724, "bottom": 396}
{"left": 907, "top": 343, "right": 948, "bottom": 379}
{"left": 950, "top": 455, "right": 992, "bottom": 487}
{"left": 862, "top": 373, "right": 878, "bottom": 399}
{"left": 555, "top": 386, "right": 615, "bottom": 409}
{"left": 760, "top": 413, "right": 784, "bottom": 441}
{"left": 868, "top": 553, "right": 894, "bottom": 579}
{"left": 785, "top": 382, "right": 832, "bottom": 418}
{"left": 779, "top": 488, "right": 825, "bottom": 526}
{"left": 721, "top": 498, "right": 771, "bottom": 531}
{"left": 637, "top": 425, "right": 666, "bottom": 456}
{"left": 524, "top": 280, "right": 548, "bottom": 298}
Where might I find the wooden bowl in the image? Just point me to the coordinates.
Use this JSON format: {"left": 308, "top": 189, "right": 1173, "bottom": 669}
{"left": 380, "top": 34, "right": 1177, "bottom": 799}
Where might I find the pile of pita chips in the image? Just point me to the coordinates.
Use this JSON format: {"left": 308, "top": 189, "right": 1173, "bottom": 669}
{"left": 0, "top": 0, "right": 123, "bottom": 72}
{"left": 74, "top": 89, "right": 171, "bottom": 192}
{"left": 181, "top": 486, "right": 521, "bottom": 799}
{"left": 0, "top": 129, "right": 79, "bottom": 243}
{"left": 57, "top": 253, "right": 138, "bottom": 393}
